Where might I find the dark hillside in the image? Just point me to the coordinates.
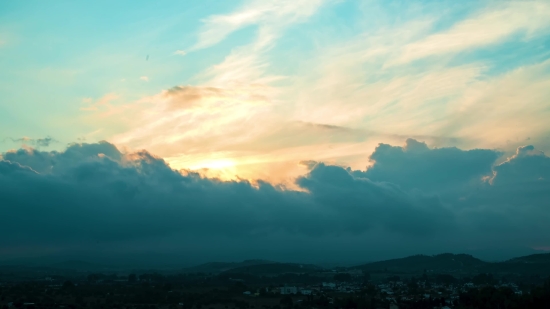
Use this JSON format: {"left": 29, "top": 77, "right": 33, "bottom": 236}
{"left": 352, "top": 253, "right": 487, "bottom": 273}
{"left": 222, "top": 262, "right": 324, "bottom": 275}
{"left": 183, "top": 259, "right": 273, "bottom": 274}
{"left": 485, "top": 253, "right": 550, "bottom": 275}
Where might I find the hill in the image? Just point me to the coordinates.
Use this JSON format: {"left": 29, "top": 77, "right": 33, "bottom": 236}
{"left": 183, "top": 259, "right": 273, "bottom": 274}
{"left": 505, "top": 253, "right": 550, "bottom": 264}
{"left": 352, "top": 253, "right": 487, "bottom": 273}
{"left": 222, "top": 262, "right": 324, "bottom": 276}
{"left": 50, "top": 260, "right": 113, "bottom": 271}
{"left": 485, "top": 253, "right": 550, "bottom": 275}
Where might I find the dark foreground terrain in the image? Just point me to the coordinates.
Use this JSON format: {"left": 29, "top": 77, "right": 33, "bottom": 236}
{"left": 1, "top": 253, "right": 550, "bottom": 309}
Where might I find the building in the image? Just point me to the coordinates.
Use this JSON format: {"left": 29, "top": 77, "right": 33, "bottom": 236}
{"left": 280, "top": 286, "right": 298, "bottom": 294}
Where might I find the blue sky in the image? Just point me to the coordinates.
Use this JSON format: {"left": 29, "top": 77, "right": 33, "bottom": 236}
{"left": 1, "top": 0, "right": 550, "bottom": 262}
{"left": 2, "top": 1, "right": 550, "bottom": 184}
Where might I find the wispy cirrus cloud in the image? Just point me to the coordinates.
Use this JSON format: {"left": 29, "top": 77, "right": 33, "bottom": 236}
{"left": 95, "top": 0, "right": 329, "bottom": 182}
{"left": 78, "top": 0, "right": 550, "bottom": 185}
{"left": 191, "top": 0, "right": 325, "bottom": 51}
{"left": 439, "top": 58, "right": 550, "bottom": 149}
{"left": 392, "top": 1, "right": 550, "bottom": 65}
{"left": 110, "top": 83, "right": 277, "bottom": 167}
{"left": 80, "top": 93, "right": 119, "bottom": 112}
{"left": 284, "top": 0, "right": 550, "bottom": 154}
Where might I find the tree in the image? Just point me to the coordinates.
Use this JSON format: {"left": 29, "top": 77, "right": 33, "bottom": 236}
{"left": 408, "top": 280, "right": 419, "bottom": 294}
{"left": 62, "top": 280, "right": 75, "bottom": 289}
{"left": 472, "top": 273, "right": 496, "bottom": 286}
{"left": 334, "top": 273, "right": 352, "bottom": 282}
{"left": 362, "top": 271, "right": 370, "bottom": 284}
{"left": 280, "top": 295, "right": 293, "bottom": 309}
{"left": 128, "top": 274, "right": 137, "bottom": 283}
{"left": 435, "top": 274, "right": 457, "bottom": 286}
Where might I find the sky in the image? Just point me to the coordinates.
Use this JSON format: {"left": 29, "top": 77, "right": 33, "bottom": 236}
{"left": 1, "top": 0, "right": 550, "bottom": 266}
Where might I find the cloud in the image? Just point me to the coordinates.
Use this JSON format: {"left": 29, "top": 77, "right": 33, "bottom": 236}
{"left": 174, "top": 50, "right": 187, "bottom": 56}
{"left": 392, "top": 1, "right": 550, "bottom": 65}
{"left": 357, "top": 138, "right": 500, "bottom": 193}
{"left": 75, "top": 1, "right": 550, "bottom": 191}
{"left": 109, "top": 83, "right": 277, "bottom": 168}
{"left": 191, "top": 0, "right": 325, "bottom": 50}
{"left": 4, "top": 136, "right": 58, "bottom": 147}
{"left": 2, "top": 139, "right": 550, "bottom": 262}
{"left": 296, "top": 162, "right": 454, "bottom": 236}
{"left": 163, "top": 86, "right": 223, "bottom": 109}
{"left": 191, "top": 0, "right": 326, "bottom": 90}
{"left": 439, "top": 59, "right": 550, "bottom": 150}
{"left": 6, "top": 0, "right": 550, "bottom": 262}
{"left": 80, "top": 93, "right": 119, "bottom": 112}
{"left": 1, "top": 141, "right": 121, "bottom": 174}
{"left": 279, "top": 2, "right": 550, "bottom": 156}
{"left": 0, "top": 141, "right": 445, "bottom": 240}
{"left": 161, "top": 85, "right": 269, "bottom": 111}
{"left": 0, "top": 140, "right": 449, "bottom": 262}
{"left": 448, "top": 145, "right": 550, "bottom": 253}
{"left": 140, "top": 76, "right": 149, "bottom": 82}
{"left": 491, "top": 145, "right": 550, "bottom": 186}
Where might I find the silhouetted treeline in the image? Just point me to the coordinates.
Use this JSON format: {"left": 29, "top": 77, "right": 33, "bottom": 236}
{"left": 397, "top": 277, "right": 550, "bottom": 309}
{"left": 1, "top": 272, "right": 550, "bottom": 309}
{"left": 455, "top": 278, "right": 550, "bottom": 309}
{"left": 85, "top": 272, "right": 333, "bottom": 286}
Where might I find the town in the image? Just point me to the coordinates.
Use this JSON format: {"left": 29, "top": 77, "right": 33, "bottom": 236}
{"left": 1, "top": 254, "right": 550, "bottom": 309}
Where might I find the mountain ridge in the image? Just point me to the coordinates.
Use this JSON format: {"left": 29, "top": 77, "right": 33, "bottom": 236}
{"left": 2, "top": 252, "right": 550, "bottom": 275}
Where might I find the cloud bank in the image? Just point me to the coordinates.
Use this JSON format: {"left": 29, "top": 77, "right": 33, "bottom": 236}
{"left": 1, "top": 139, "right": 549, "bottom": 264}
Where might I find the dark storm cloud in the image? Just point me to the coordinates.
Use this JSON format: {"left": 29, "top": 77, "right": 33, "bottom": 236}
{"left": 297, "top": 163, "right": 453, "bottom": 236}
{"left": 356, "top": 138, "right": 500, "bottom": 193}
{"left": 456, "top": 146, "right": 550, "bottom": 240}
{"left": 1, "top": 146, "right": 302, "bottom": 243}
{"left": 491, "top": 145, "right": 550, "bottom": 186}
{"left": 2, "top": 141, "right": 121, "bottom": 174}
{"left": 1, "top": 139, "right": 549, "bottom": 262}
{"left": 0, "top": 142, "right": 450, "bottom": 245}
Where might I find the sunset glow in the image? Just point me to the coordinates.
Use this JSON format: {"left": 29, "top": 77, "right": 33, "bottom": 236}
{"left": 2, "top": 0, "right": 550, "bottom": 264}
